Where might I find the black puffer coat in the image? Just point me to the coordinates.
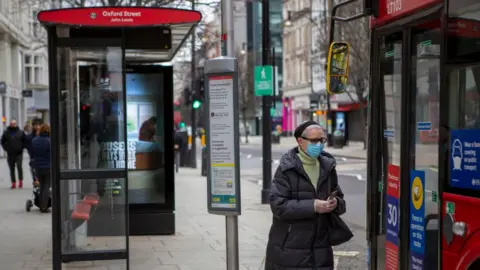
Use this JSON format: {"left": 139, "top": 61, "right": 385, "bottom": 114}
{"left": 265, "top": 147, "right": 346, "bottom": 270}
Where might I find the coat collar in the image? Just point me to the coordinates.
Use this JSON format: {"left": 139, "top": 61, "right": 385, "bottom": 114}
{"left": 279, "top": 147, "right": 336, "bottom": 173}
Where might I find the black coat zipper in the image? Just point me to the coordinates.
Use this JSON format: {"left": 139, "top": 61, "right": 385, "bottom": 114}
{"left": 281, "top": 224, "right": 292, "bottom": 249}
{"left": 312, "top": 162, "right": 335, "bottom": 268}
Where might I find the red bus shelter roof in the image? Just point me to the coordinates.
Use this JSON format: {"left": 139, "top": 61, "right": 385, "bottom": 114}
{"left": 37, "top": 7, "right": 202, "bottom": 61}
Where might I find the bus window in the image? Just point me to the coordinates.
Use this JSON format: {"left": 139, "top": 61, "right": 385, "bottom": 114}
{"left": 446, "top": 2, "right": 480, "bottom": 193}
{"left": 448, "top": 67, "right": 480, "bottom": 161}
{"left": 410, "top": 21, "right": 441, "bottom": 269}
{"left": 440, "top": 3, "right": 480, "bottom": 268}
{"left": 376, "top": 32, "right": 403, "bottom": 270}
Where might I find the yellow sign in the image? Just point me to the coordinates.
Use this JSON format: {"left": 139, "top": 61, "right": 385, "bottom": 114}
{"left": 411, "top": 176, "right": 424, "bottom": 210}
{"left": 201, "top": 135, "right": 206, "bottom": 146}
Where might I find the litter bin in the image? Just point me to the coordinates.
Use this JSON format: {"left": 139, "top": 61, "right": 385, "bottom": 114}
{"left": 271, "top": 132, "right": 281, "bottom": 144}
{"left": 332, "top": 130, "right": 345, "bottom": 149}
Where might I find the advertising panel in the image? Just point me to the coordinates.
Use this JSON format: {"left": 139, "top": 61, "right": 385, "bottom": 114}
{"left": 385, "top": 164, "right": 400, "bottom": 270}
{"left": 410, "top": 170, "right": 426, "bottom": 270}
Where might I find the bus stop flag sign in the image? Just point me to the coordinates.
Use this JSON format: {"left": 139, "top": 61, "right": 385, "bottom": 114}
{"left": 450, "top": 129, "right": 480, "bottom": 190}
{"left": 385, "top": 164, "right": 400, "bottom": 270}
{"left": 410, "top": 170, "right": 426, "bottom": 270}
{"left": 204, "top": 57, "right": 241, "bottom": 215}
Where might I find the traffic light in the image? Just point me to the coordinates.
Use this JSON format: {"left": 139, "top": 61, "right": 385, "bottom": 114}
{"left": 179, "top": 122, "right": 186, "bottom": 128}
{"left": 191, "top": 76, "right": 205, "bottom": 110}
{"left": 192, "top": 100, "right": 202, "bottom": 109}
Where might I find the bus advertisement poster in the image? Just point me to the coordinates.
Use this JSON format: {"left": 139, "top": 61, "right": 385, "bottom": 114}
{"left": 410, "top": 170, "right": 426, "bottom": 269}
{"left": 385, "top": 164, "right": 400, "bottom": 270}
{"left": 450, "top": 129, "right": 480, "bottom": 189}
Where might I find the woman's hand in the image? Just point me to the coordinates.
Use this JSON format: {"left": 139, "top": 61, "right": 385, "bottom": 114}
{"left": 328, "top": 196, "right": 338, "bottom": 209}
{"left": 314, "top": 199, "right": 336, "bottom": 213}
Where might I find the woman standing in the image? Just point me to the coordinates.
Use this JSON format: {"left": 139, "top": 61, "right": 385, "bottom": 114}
{"left": 31, "top": 124, "right": 51, "bottom": 213}
{"left": 265, "top": 121, "right": 349, "bottom": 270}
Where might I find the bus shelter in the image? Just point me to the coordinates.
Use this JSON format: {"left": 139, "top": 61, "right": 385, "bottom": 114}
{"left": 37, "top": 7, "right": 201, "bottom": 269}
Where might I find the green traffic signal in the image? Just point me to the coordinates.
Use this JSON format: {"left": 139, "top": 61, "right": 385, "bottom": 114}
{"left": 192, "top": 100, "right": 202, "bottom": 109}
{"left": 179, "top": 122, "right": 186, "bottom": 128}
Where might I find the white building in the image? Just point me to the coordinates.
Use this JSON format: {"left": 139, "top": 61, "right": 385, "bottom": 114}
{"left": 0, "top": 1, "right": 51, "bottom": 156}
{"left": 282, "top": 0, "right": 317, "bottom": 126}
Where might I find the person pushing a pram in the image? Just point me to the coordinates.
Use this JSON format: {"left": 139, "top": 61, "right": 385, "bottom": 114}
{"left": 27, "top": 124, "right": 51, "bottom": 213}
{"left": 26, "top": 118, "right": 43, "bottom": 186}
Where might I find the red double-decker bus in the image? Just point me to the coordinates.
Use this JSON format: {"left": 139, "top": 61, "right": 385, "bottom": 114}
{"left": 329, "top": 0, "right": 480, "bottom": 269}
{"left": 366, "top": 0, "right": 480, "bottom": 269}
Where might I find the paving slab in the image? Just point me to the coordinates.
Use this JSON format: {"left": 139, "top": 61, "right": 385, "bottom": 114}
{"left": 0, "top": 158, "right": 365, "bottom": 269}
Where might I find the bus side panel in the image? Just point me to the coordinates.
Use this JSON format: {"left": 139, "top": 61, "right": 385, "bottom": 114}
{"left": 443, "top": 250, "right": 459, "bottom": 270}
{"left": 456, "top": 236, "right": 480, "bottom": 270}
{"left": 442, "top": 193, "right": 480, "bottom": 263}
{"left": 371, "top": 0, "right": 442, "bottom": 27}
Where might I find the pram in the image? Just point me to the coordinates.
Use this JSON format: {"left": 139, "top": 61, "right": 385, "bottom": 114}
{"left": 26, "top": 185, "right": 52, "bottom": 212}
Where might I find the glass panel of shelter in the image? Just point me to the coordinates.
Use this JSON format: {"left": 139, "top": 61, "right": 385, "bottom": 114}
{"left": 56, "top": 45, "right": 128, "bottom": 259}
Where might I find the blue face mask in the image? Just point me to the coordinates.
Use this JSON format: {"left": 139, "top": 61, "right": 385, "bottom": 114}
{"left": 306, "top": 142, "right": 324, "bottom": 158}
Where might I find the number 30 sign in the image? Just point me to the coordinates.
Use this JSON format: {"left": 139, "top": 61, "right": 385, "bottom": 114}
{"left": 387, "top": 202, "right": 398, "bottom": 227}
{"left": 386, "top": 195, "right": 400, "bottom": 244}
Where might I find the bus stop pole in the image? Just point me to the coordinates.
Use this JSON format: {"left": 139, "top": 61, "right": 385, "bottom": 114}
{"left": 221, "top": 0, "right": 239, "bottom": 269}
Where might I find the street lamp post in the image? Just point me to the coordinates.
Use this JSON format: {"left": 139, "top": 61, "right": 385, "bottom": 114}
{"left": 261, "top": 0, "right": 272, "bottom": 205}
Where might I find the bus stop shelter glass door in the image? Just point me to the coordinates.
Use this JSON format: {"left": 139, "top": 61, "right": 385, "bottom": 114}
{"left": 54, "top": 40, "right": 129, "bottom": 266}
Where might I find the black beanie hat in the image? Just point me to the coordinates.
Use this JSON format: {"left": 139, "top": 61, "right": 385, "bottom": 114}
{"left": 294, "top": 120, "right": 318, "bottom": 139}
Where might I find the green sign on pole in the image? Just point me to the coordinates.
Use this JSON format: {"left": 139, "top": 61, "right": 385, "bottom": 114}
{"left": 254, "top": 65, "right": 273, "bottom": 96}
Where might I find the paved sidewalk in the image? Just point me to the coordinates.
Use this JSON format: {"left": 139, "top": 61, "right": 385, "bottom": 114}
{"left": 0, "top": 159, "right": 363, "bottom": 269}
{"left": 241, "top": 136, "right": 367, "bottom": 159}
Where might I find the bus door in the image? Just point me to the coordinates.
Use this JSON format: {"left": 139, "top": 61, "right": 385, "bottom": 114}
{"left": 408, "top": 20, "right": 441, "bottom": 270}
{"left": 369, "top": 29, "right": 404, "bottom": 270}
{"left": 369, "top": 15, "right": 442, "bottom": 270}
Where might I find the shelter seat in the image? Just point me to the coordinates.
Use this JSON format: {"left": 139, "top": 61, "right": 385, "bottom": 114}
{"left": 71, "top": 201, "right": 92, "bottom": 220}
{"left": 83, "top": 193, "right": 100, "bottom": 206}
{"left": 71, "top": 193, "right": 100, "bottom": 220}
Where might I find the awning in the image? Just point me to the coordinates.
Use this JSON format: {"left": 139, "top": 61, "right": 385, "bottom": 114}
{"left": 37, "top": 7, "right": 202, "bottom": 62}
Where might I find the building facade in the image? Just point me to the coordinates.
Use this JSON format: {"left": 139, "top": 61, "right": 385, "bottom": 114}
{"left": 282, "top": 0, "right": 366, "bottom": 142}
{"left": 282, "top": 0, "right": 314, "bottom": 134}
{"left": 246, "top": 0, "right": 284, "bottom": 135}
{"left": 0, "top": 1, "right": 51, "bottom": 156}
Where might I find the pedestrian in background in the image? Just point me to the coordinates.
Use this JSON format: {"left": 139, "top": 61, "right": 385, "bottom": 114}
{"left": 31, "top": 124, "right": 51, "bottom": 213}
{"left": 1, "top": 119, "right": 26, "bottom": 189}
{"left": 174, "top": 127, "right": 183, "bottom": 173}
{"left": 265, "top": 121, "right": 350, "bottom": 270}
{"left": 26, "top": 118, "right": 43, "bottom": 185}
{"left": 23, "top": 124, "right": 31, "bottom": 135}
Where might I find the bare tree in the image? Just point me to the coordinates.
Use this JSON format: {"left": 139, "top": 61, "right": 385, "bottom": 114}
{"left": 338, "top": 2, "right": 370, "bottom": 149}
{"left": 20, "top": 0, "right": 220, "bottom": 8}
{"left": 313, "top": 1, "right": 369, "bottom": 148}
